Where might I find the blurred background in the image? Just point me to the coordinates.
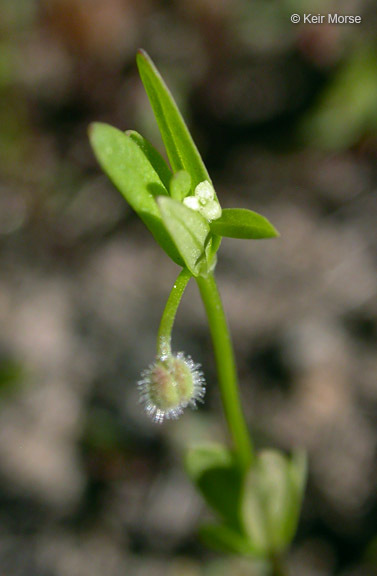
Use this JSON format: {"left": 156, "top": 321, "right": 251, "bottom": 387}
{"left": 1, "top": 0, "right": 377, "bottom": 574}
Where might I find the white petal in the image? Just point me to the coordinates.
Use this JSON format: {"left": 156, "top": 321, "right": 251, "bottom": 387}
{"left": 200, "top": 201, "right": 222, "bottom": 221}
{"left": 195, "top": 180, "right": 215, "bottom": 201}
{"left": 183, "top": 196, "right": 200, "bottom": 211}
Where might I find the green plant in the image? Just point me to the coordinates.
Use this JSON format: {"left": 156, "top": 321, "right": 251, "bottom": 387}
{"left": 89, "top": 50, "right": 306, "bottom": 575}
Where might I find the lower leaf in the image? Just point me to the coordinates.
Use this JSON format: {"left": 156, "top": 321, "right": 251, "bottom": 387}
{"left": 199, "top": 523, "right": 261, "bottom": 556}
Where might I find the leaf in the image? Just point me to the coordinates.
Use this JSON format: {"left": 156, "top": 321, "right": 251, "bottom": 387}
{"left": 185, "top": 444, "right": 244, "bottom": 529}
{"left": 126, "top": 130, "right": 172, "bottom": 191}
{"left": 255, "top": 451, "right": 293, "bottom": 553}
{"left": 89, "top": 122, "right": 182, "bottom": 265}
{"left": 185, "top": 443, "right": 235, "bottom": 482}
{"left": 284, "top": 451, "right": 307, "bottom": 543}
{"left": 208, "top": 234, "right": 222, "bottom": 266}
{"left": 210, "top": 208, "right": 279, "bottom": 239}
{"left": 199, "top": 523, "right": 260, "bottom": 556}
{"left": 241, "top": 450, "right": 306, "bottom": 556}
{"left": 158, "top": 197, "right": 210, "bottom": 276}
{"left": 241, "top": 469, "right": 270, "bottom": 556}
{"left": 170, "top": 170, "right": 191, "bottom": 201}
{"left": 288, "top": 451, "right": 307, "bottom": 499}
{"left": 136, "top": 50, "right": 211, "bottom": 190}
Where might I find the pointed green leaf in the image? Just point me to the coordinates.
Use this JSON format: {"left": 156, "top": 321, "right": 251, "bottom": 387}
{"left": 136, "top": 50, "right": 211, "bottom": 189}
{"left": 158, "top": 197, "right": 210, "bottom": 276}
{"left": 126, "top": 130, "right": 172, "bottom": 191}
{"left": 170, "top": 170, "right": 191, "bottom": 201}
{"left": 209, "top": 208, "right": 279, "bottom": 239}
{"left": 89, "top": 122, "right": 182, "bottom": 265}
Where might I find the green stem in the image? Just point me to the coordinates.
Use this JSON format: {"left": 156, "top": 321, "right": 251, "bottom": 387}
{"left": 270, "top": 556, "right": 288, "bottom": 576}
{"left": 157, "top": 268, "right": 192, "bottom": 357}
{"left": 196, "top": 272, "right": 253, "bottom": 471}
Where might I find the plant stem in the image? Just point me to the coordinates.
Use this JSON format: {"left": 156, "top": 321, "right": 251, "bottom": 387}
{"left": 196, "top": 272, "right": 253, "bottom": 471}
{"left": 157, "top": 268, "right": 192, "bottom": 357}
{"left": 270, "top": 556, "right": 288, "bottom": 576}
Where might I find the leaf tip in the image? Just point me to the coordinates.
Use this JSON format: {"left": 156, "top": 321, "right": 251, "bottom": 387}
{"left": 156, "top": 195, "right": 167, "bottom": 208}
{"left": 270, "top": 225, "right": 280, "bottom": 238}
{"left": 136, "top": 48, "right": 150, "bottom": 67}
{"left": 88, "top": 121, "right": 99, "bottom": 140}
{"left": 88, "top": 121, "right": 110, "bottom": 147}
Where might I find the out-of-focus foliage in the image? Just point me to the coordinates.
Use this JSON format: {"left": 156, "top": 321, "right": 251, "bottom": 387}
{"left": 302, "top": 45, "right": 377, "bottom": 149}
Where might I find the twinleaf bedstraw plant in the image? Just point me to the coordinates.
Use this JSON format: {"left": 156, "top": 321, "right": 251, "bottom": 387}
{"left": 89, "top": 50, "right": 306, "bottom": 575}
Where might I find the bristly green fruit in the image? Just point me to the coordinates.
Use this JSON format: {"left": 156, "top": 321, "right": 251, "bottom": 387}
{"left": 138, "top": 352, "right": 205, "bottom": 423}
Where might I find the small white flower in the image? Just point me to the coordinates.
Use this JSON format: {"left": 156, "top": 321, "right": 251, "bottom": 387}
{"left": 183, "top": 180, "right": 222, "bottom": 221}
{"left": 138, "top": 352, "right": 206, "bottom": 423}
